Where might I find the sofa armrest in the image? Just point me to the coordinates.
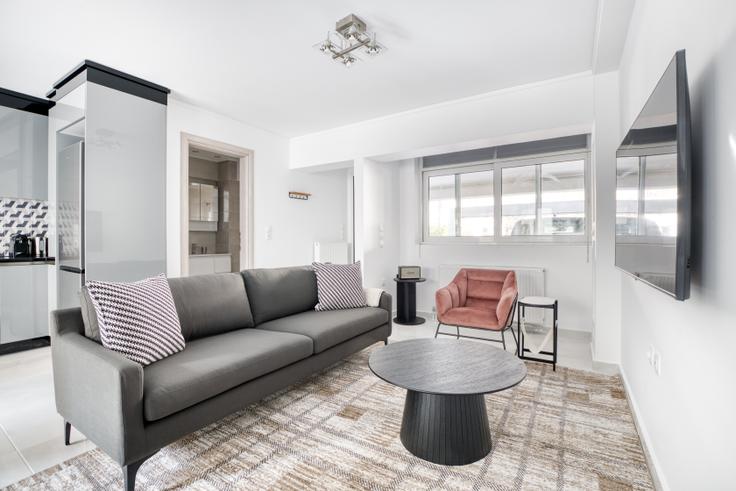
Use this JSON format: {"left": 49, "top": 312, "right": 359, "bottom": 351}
{"left": 378, "top": 291, "right": 392, "bottom": 337}
{"left": 50, "top": 308, "right": 146, "bottom": 465}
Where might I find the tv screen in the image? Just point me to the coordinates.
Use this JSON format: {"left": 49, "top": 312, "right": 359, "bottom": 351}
{"left": 615, "top": 50, "right": 692, "bottom": 300}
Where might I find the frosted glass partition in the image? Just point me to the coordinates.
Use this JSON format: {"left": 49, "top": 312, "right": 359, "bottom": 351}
{"left": 84, "top": 82, "right": 166, "bottom": 282}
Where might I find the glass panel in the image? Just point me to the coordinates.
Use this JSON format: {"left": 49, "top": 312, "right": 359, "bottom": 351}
{"left": 459, "top": 170, "right": 493, "bottom": 236}
{"left": 428, "top": 174, "right": 456, "bottom": 237}
{"left": 616, "top": 156, "right": 640, "bottom": 236}
{"left": 223, "top": 190, "right": 230, "bottom": 223}
{"left": 540, "top": 160, "right": 585, "bottom": 235}
{"left": 502, "top": 166, "right": 537, "bottom": 236}
{"left": 643, "top": 154, "right": 677, "bottom": 237}
{"left": 200, "top": 184, "right": 218, "bottom": 222}
{"left": 189, "top": 182, "right": 201, "bottom": 221}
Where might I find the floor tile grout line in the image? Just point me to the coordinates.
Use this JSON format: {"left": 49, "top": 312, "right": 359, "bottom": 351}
{"left": 0, "top": 421, "right": 34, "bottom": 474}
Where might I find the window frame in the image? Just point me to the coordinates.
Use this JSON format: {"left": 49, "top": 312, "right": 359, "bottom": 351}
{"left": 421, "top": 149, "right": 591, "bottom": 245}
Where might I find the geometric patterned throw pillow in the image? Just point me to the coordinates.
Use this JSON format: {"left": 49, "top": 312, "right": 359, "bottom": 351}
{"left": 85, "top": 274, "right": 185, "bottom": 366}
{"left": 312, "top": 261, "right": 367, "bottom": 311}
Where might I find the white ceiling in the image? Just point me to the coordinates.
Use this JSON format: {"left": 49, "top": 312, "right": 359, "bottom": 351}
{"left": 0, "top": 0, "right": 633, "bottom": 137}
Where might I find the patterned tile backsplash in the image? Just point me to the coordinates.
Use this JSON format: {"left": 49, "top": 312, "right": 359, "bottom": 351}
{"left": 0, "top": 198, "right": 49, "bottom": 255}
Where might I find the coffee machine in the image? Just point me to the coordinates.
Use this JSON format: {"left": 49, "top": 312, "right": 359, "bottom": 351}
{"left": 11, "top": 233, "right": 32, "bottom": 257}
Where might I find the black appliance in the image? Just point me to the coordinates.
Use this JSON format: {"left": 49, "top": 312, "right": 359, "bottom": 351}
{"left": 11, "top": 233, "right": 32, "bottom": 257}
{"left": 615, "top": 50, "right": 692, "bottom": 301}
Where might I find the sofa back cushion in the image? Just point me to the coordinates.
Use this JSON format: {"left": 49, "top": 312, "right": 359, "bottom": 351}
{"left": 168, "top": 273, "right": 254, "bottom": 340}
{"left": 242, "top": 266, "right": 318, "bottom": 325}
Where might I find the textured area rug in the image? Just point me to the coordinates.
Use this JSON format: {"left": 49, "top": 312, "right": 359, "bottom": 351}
{"left": 7, "top": 344, "right": 652, "bottom": 490}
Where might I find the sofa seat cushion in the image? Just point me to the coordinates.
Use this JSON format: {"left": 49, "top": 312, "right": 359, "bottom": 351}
{"left": 143, "top": 328, "right": 313, "bottom": 421}
{"left": 257, "top": 307, "right": 388, "bottom": 354}
{"left": 441, "top": 307, "right": 501, "bottom": 330}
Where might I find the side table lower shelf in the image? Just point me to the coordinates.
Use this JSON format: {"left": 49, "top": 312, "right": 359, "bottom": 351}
{"left": 517, "top": 297, "right": 558, "bottom": 371}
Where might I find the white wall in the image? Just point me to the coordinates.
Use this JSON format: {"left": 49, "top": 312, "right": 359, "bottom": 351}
{"left": 166, "top": 99, "right": 347, "bottom": 275}
{"left": 355, "top": 158, "right": 401, "bottom": 301}
{"left": 617, "top": 1, "right": 736, "bottom": 488}
{"left": 290, "top": 73, "right": 595, "bottom": 167}
{"left": 591, "top": 71, "right": 622, "bottom": 362}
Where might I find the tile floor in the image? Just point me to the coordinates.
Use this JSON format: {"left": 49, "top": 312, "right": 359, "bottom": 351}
{"left": 0, "top": 317, "right": 616, "bottom": 487}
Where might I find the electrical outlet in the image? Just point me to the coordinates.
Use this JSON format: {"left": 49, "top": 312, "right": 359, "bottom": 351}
{"left": 265, "top": 226, "right": 272, "bottom": 240}
{"left": 647, "top": 345, "right": 654, "bottom": 364}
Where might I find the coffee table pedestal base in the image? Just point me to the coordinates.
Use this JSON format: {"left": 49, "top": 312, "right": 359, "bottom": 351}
{"left": 400, "top": 390, "right": 491, "bottom": 466}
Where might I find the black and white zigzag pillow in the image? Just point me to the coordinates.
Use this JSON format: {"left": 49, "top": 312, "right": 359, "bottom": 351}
{"left": 85, "top": 274, "right": 185, "bottom": 366}
{"left": 312, "top": 262, "right": 367, "bottom": 311}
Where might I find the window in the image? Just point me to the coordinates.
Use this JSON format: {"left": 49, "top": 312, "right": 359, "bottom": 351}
{"left": 540, "top": 160, "right": 586, "bottom": 235}
{"left": 426, "top": 167, "right": 494, "bottom": 238}
{"left": 460, "top": 171, "right": 493, "bottom": 236}
{"left": 427, "top": 174, "right": 456, "bottom": 237}
{"left": 423, "top": 151, "right": 588, "bottom": 243}
{"left": 501, "top": 166, "right": 536, "bottom": 236}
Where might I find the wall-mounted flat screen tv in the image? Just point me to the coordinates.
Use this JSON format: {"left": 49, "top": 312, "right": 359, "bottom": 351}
{"left": 615, "top": 50, "right": 692, "bottom": 300}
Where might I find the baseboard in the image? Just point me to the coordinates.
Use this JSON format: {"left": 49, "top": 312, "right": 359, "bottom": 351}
{"left": 619, "top": 367, "right": 668, "bottom": 491}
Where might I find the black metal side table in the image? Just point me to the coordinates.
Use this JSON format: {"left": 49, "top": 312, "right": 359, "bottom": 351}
{"left": 517, "top": 296, "right": 558, "bottom": 371}
{"left": 393, "top": 277, "right": 426, "bottom": 325}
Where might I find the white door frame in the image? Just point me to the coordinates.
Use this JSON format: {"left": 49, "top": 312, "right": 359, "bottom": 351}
{"left": 180, "top": 132, "right": 254, "bottom": 276}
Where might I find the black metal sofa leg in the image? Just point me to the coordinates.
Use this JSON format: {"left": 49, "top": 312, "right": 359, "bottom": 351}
{"left": 64, "top": 421, "right": 71, "bottom": 446}
{"left": 123, "top": 454, "right": 154, "bottom": 491}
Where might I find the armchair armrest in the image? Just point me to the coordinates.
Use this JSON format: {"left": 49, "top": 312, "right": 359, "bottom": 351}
{"left": 50, "top": 308, "right": 146, "bottom": 465}
{"left": 379, "top": 291, "right": 393, "bottom": 336}
{"left": 435, "top": 287, "right": 453, "bottom": 318}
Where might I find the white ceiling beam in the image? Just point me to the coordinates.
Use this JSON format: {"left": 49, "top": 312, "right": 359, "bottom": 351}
{"left": 592, "top": 0, "right": 636, "bottom": 73}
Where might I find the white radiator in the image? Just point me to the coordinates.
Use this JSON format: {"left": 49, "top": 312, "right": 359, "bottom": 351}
{"left": 438, "top": 264, "right": 546, "bottom": 325}
{"left": 313, "top": 242, "right": 349, "bottom": 264}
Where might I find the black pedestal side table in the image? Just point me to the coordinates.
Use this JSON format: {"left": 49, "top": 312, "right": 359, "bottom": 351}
{"left": 393, "top": 277, "right": 426, "bottom": 325}
{"left": 517, "top": 296, "right": 558, "bottom": 371}
{"left": 369, "top": 339, "right": 527, "bottom": 466}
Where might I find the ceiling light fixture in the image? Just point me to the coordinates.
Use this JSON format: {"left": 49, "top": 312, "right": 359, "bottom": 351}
{"left": 314, "top": 14, "right": 385, "bottom": 67}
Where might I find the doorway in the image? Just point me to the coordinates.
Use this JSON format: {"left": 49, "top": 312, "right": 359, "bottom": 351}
{"left": 180, "top": 133, "right": 253, "bottom": 276}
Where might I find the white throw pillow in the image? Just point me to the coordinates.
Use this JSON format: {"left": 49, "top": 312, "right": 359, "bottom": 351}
{"left": 364, "top": 287, "right": 384, "bottom": 307}
{"left": 312, "top": 262, "right": 367, "bottom": 311}
{"left": 85, "top": 274, "right": 185, "bottom": 366}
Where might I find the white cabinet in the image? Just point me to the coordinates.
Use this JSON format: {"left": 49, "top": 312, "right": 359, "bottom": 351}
{"left": 213, "top": 255, "right": 231, "bottom": 273}
{"left": 189, "top": 254, "right": 231, "bottom": 276}
{"left": 0, "top": 106, "right": 48, "bottom": 200}
{"left": 0, "top": 265, "right": 49, "bottom": 343}
{"left": 189, "top": 182, "right": 218, "bottom": 222}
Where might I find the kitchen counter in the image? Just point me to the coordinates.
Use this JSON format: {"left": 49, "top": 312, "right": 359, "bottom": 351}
{"left": 0, "top": 256, "right": 55, "bottom": 266}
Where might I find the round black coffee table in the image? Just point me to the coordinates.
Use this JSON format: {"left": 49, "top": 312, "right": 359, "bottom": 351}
{"left": 369, "top": 338, "right": 526, "bottom": 466}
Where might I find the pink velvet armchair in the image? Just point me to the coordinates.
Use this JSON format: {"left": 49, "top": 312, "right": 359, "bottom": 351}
{"left": 435, "top": 268, "right": 518, "bottom": 350}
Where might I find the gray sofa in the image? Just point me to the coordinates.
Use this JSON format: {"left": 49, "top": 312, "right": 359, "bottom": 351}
{"left": 50, "top": 266, "right": 392, "bottom": 490}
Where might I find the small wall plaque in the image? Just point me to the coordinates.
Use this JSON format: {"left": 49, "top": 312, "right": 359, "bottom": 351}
{"left": 289, "top": 191, "right": 311, "bottom": 200}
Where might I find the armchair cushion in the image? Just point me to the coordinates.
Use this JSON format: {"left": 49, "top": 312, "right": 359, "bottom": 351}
{"left": 440, "top": 307, "right": 501, "bottom": 330}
